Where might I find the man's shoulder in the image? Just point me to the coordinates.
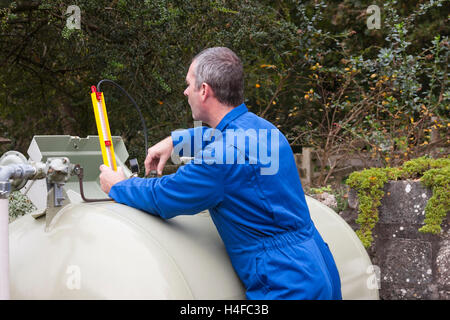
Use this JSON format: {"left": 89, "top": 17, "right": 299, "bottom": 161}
{"left": 230, "top": 110, "right": 277, "bottom": 131}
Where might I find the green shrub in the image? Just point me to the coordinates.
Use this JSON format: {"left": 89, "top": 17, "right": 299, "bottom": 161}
{"left": 8, "top": 191, "right": 36, "bottom": 223}
{"left": 0, "top": 1, "right": 448, "bottom": 174}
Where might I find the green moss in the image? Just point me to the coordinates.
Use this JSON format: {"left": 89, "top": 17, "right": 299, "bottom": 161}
{"left": 346, "top": 155, "right": 450, "bottom": 248}
{"left": 8, "top": 191, "right": 36, "bottom": 223}
{"left": 419, "top": 166, "right": 450, "bottom": 234}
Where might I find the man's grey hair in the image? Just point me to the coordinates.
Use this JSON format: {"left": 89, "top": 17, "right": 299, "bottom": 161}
{"left": 193, "top": 47, "right": 244, "bottom": 107}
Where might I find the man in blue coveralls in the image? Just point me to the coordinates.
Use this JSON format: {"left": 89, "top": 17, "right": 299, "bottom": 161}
{"left": 99, "top": 47, "right": 342, "bottom": 300}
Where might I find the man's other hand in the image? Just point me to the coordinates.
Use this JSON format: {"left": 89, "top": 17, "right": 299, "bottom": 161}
{"left": 144, "top": 136, "right": 173, "bottom": 177}
{"left": 99, "top": 164, "right": 127, "bottom": 194}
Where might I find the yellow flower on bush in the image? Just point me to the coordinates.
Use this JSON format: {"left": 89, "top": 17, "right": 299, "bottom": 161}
{"left": 255, "top": 83, "right": 260, "bottom": 88}
{"left": 260, "top": 64, "right": 276, "bottom": 69}
{"left": 311, "top": 62, "right": 321, "bottom": 71}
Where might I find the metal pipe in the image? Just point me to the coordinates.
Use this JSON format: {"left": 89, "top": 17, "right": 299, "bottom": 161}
{"left": 0, "top": 164, "right": 36, "bottom": 181}
{"left": 0, "top": 182, "right": 10, "bottom": 300}
{"left": 73, "top": 165, "right": 114, "bottom": 202}
{"left": 0, "top": 163, "right": 36, "bottom": 300}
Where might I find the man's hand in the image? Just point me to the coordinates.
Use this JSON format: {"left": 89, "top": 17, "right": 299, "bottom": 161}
{"left": 99, "top": 164, "right": 127, "bottom": 194}
{"left": 144, "top": 136, "right": 173, "bottom": 176}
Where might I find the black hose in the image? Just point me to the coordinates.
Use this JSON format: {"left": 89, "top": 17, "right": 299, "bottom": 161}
{"left": 96, "top": 79, "right": 149, "bottom": 154}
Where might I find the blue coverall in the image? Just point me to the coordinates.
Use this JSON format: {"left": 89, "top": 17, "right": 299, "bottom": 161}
{"left": 109, "top": 103, "right": 342, "bottom": 300}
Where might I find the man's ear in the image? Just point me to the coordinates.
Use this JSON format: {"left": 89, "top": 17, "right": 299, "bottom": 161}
{"left": 200, "top": 82, "right": 210, "bottom": 101}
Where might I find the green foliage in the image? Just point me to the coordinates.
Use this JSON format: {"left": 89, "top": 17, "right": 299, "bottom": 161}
{"left": 0, "top": 0, "right": 448, "bottom": 176}
{"left": 333, "top": 188, "right": 349, "bottom": 213}
{"left": 308, "top": 184, "right": 349, "bottom": 213}
{"left": 419, "top": 165, "right": 450, "bottom": 234}
{"left": 8, "top": 191, "right": 36, "bottom": 223}
{"left": 347, "top": 155, "right": 450, "bottom": 248}
{"left": 309, "top": 185, "right": 333, "bottom": 195}
{"left": 346, "top": 167, "right": 391, "bottom": 248}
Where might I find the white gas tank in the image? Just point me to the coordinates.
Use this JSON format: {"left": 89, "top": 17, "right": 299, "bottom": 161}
{"left": 9, "top": 196, "right": 378, "bottom": 300}
{"left": 8, "top": 135, "right": 378, "bottom": 300}
{"left": 9, "top": 203, "right": 244, "bottom": 299}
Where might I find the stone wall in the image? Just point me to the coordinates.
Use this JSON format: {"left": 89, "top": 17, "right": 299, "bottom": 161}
{"left": 343, "top": 180, "right": 449, "bottom": 300}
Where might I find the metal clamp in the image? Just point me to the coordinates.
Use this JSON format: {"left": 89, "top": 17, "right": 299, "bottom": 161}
{"left": 0, "top": 181, "right": 11, "bottom": 199}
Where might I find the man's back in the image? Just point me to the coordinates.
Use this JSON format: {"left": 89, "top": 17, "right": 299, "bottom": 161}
{"left": 195, "top": 104, "right": 342, "bottom": 299}
{"left": 197, "top": 104, "right": 314, "bottom": 250}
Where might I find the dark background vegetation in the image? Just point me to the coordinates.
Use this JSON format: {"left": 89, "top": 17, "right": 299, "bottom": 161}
{"left": 0, "top": 0, "right": 448, "bottom": 186}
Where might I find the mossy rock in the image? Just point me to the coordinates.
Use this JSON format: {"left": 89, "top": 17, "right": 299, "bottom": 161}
{"left": 346, "top": 155, "right": 450, "bottom": 248}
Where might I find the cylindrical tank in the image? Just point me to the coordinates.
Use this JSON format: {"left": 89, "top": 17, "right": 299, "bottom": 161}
{"left": 1, "top": 198, "right": 10, "bottom": 300}
{"left": 8, "top": 196, "right": 379, "bottom": 300}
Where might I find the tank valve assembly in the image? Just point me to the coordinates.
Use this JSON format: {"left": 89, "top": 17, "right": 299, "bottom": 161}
{"left": 0, "top": 151, "right": 46, "bottom": 199}
{"left": 45, "top": 157, "right": 74, "bottom": 207}
{"left": 0, "top": 152, "right": 76, "bottom": 196}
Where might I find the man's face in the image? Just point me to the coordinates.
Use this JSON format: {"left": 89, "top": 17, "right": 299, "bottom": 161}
{"left": 184, "top": 61, "right": 203, "bottom": 121}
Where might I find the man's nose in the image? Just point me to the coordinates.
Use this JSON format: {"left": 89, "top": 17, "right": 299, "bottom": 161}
{"left": 183, "top": 88, "right": 188, "bottom": 96}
